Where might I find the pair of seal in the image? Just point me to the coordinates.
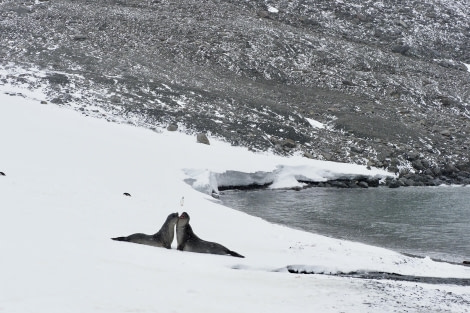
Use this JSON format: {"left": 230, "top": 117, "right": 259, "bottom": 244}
{"left": 176, "top": 212, "right": 244, "bottom": 258}
{"left": 111, "top": 212, "right": 179, "bottom": 249}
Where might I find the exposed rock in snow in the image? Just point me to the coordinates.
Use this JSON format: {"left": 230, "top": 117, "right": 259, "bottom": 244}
{"left": 0, "top": 0, "right": 469, "bottom": 184}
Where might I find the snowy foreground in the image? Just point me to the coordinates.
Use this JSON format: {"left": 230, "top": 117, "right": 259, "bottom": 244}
{"left": 1, "top": 86, "right": 470, "bottom": 313}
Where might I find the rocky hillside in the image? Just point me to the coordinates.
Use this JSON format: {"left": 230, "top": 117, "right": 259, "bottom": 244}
{"left": 1, "top": 0, "right": 469, "bottom": 186}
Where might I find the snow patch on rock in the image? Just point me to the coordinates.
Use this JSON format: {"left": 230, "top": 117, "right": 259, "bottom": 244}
{"left": 184, "top": 163, "right": 391, "bottom": 194}
{"left": 464, "top": 63, "right": 470, "bottom": 72}
{"left": 268, "top": 6, "right": 279, "bottom": 13}
{"left": 305, "top": 117, "right": 326, "bottom": 129}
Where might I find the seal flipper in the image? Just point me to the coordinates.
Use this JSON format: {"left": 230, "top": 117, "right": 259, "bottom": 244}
{"left": 227, "top": 249, "right": 245, "bottom": 258}
{"left": 176, "top": 243, "right": 185, "bottom": 251}
{"left": 111, "top": 236, "right": 129, "bottom": 242}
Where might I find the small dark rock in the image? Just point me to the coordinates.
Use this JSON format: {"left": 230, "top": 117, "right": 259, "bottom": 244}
{"left": 440, "top": 129, "right": 451, "bottom": 137}
{"left": 303, "top": 152, "right": 314, "bottom": 159}
{"left": 439, "top": 96, "right": 459, "bottom": 107}
{"left": 299, "top": 17, "right": 319, "bottom": 26}
{"left": 398, "top": 177, "right": 413, "bottom": 186}
{"left": 347, "top": 181, "right": 360, "bottom": 188}
{"left": 329, "top": 180, "right": 349, "bottom": 188}
{"left": 456, "top": 162, "right": 470, "bottom": 172}
{"left": 381, "top": 159, "right": 390, "bottom": 168}
{"left": 405, "top": 151, "right": 419, "bottom": 161}
{"left": 350, "top": 146, "right": 364, "bottom": 153}
{"left": 40, "top": 100, "right": 47, "bottom": 104}
{"left": 98, "top": 23, "right": 107, "bottom": 31}
{"left": 50, "top": 97, "right": 64, "bottom": 104}
{"left": 437, "top": 60, "right": 467, "bottom": 71}
{"left": 390, "top": 158, "right": 400, "bottom": 166}
{"left": 123, "top": 192, "right": 131, "bottom": 197}
{"left": 412, "top": 159, "right": 425, "bottom": 171}
{"left": 459, "top": 171, "right": 470, "bottom": 179}
{"left": 397, "top": 20, "right": 408, "bottom": 28}
{"left": 439, "top": 176, "right": 452, "bottom": 183}
{"left": 0, "top": 171, "right": 5, "bottom": 176}
{"left": 319, "top": 150, "right": 332, "bottom": 160}
{"left": 257, "top": 10, "right": 270, "bottom": 19}
{"left": 388, "top": 179, "right": 401, "bottom": 188}
{"left": 356, "top": 14, "right": 369, "bottom": 23}
{"left": 45, "top": 73, "right": 70, "bottom": 85}
{"left": 50, "top": 94, "right": 73, "bottom": 104}
{"left": 391, "top": 45, "right": 411, "bottom": 55}
{"left": 109, "top": 95, "right": 121, "bottom": 104}
{"left": 457, "top": 177, "right": 470, "bottom": 185}
{"left": 424, "top": 169, "right": 434, "bottom": 176}
{"left": 167, "top": 124, "right": 178, "bottom": 131}
{"left": 10, "top": 6, "right": 32, "bottom": 15}
{"left": 443, "top": 164, "right": 458, "bottom": 175}
{"left": 432, "top": 178, "right": 445, "bottom": 186}
{"left": 421, "top": 159, "right": 430, "bottom": 169}
{"left": 374, "top": 160, "right": 384, "bottom": 168}
{"left": 432, "top": 167, "right": 442, "bottom": 176}
{"left": 281, "top": 139, "right": 296, "bottom": 149}
{"left": 366, "top": 178, "right": 380, "bottom": 187}
{"left": 211, "top": 190, "right": 220, "bottom": 199}
{"left": 73, "top": 34, "right": 88, "bottom": 41}
{"left": 423, "top": 178, "right": 437, "bottom": 186}
{"left": 197, "top": 133, "right": 210, "bottom": 145}
{"left": 358, "top": 181, "right": 369, "bottom": 188}
{"left": 342, "top": 80, "right": 356, "bottom": 86}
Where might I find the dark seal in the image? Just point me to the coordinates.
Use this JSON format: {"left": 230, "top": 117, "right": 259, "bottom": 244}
{"left": 112, "top": 212, "right": 179, "bottom": 249}
{"left": 176, "top": 212, "right": 244, "bottom": 258}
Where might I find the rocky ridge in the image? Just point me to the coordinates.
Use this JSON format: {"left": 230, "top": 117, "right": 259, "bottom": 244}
{"left": 1, "top": 0, "right": 469, "bottom": 186}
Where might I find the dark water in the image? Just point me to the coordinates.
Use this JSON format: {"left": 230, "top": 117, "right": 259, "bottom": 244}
{"left": 221, "top": 186, "right": 470, "bottom": 263}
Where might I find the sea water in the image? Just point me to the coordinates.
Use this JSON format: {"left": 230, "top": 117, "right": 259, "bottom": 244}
{"left": 221, "top": 186, "right": 470, "bottom": 263}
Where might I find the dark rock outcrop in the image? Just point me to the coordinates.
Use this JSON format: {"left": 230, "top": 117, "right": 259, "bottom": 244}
{"left": 0, "top": 0, "right": 468, "bottom": 182}
{"left": 167, "top": 124, "right": 178, "bottom": 131}
{"left": 196, "top": 133, "right": 210, "bottom": 145}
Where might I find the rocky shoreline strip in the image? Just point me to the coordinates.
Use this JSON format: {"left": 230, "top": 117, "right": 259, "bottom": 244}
{"left": 218, "top": 171, "right": 470, "bottom": 191}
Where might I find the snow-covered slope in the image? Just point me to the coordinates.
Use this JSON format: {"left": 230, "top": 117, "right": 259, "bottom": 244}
{"left": 1, "top": 0, "right": 469, "bottom": 185}
{"left": 1, "top": 87, "right": 470, "bottom": 312}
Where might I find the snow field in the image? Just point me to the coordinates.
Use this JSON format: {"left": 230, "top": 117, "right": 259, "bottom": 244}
{"left": 1, "top": 85, "right": 470, "bottom": 312}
